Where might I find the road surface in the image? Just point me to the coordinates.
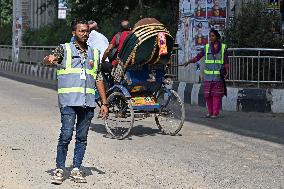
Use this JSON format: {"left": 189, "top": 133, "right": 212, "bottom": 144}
{"left": 0, "top": 75, "right": 283, "bottom": 189}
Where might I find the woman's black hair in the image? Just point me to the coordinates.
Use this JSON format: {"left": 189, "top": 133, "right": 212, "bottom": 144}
{"left": 209, "top": 29, "right": 221, "bottom": 40}
{"left": 71, "top": 18, "right": 88, "bottom": 31}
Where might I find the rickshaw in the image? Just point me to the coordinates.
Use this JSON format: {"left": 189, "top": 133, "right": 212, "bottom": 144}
{"left": 99, "top": 18, "right": 185, "bottom": 139}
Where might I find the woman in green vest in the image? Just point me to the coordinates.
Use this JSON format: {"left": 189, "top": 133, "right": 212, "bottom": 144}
{"left": 184, "top": 29, "right": 229, "bottom": 118}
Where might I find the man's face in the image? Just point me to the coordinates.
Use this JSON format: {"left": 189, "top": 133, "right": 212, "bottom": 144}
{"left": 73, "top": 23, "right": 89, "bottom": 43}
{"left": 89, "top": 22, "right": 98, "bottom": 31}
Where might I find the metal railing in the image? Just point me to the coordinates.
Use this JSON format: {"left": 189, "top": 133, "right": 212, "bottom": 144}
{"left": 0, "top": 45, "right": 12, "bottom": 61}
{"left": 227, "top": 48, "right": 284, "bottom": 88}
{"left": 167, "top": 47, "right": 179, "bottom": 80}
{"left": 0, "top": 45, "right": 56, "bottom": 64}
{"left": 1, "top": 45, "right": 284, "bottom": 87}
{"left": 19, "top": 46, "right": 57, "bottom": 64}
{"left": 0, "top": 45, "right": 180, "bottom": 79}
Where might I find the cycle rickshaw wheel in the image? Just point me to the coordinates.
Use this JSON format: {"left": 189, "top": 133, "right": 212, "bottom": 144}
{"left": 104, "top": 92, "right": 134, "bottom": 139}
{"left": 155, "top": 89, "right": 185, "bottom": 135}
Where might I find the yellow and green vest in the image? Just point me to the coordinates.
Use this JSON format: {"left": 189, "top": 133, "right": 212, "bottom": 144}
{"left": 204, "top": 43, "right": 226, "bottom": 81}
{"left": 57, "top": 43, "right": 99, "bottom": 107}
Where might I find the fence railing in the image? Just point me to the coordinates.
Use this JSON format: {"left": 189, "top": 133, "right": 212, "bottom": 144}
{"left": 0, "top": 45, "right": 56, "bottom": 64}
{"left": 167, "top": 46, "right": 179, "bottom": 80}
{"left": 227, "top": 48, "right": 284, "bottom": 88}
{"left": 0, "top": 45, "right": 180, "bottom": 79}
{"left": 1, "top": 45, "right": 284, "bottom": 87}
{"left": 0, "top": 45, "right": 12, "bottom": 61}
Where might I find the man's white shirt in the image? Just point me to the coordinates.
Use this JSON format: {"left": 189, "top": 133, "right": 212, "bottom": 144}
{"left": 87, "top": 30, "right": 109, "bottom": 62}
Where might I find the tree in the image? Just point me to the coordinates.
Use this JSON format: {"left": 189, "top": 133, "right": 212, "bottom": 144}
{"left": 0, "top": 0, "right": 12, "bottom": 26}
{"left": 67, "top": 0, "right": 179, "bottom": 39}
{"left": 22, "top": 0, "right": 179, "bottom": 45}
{"left": 224, "top": 0, "right": 284, "bottom": 48}
{"left": 0, "top": 0, "right": 12, "bottom": 44}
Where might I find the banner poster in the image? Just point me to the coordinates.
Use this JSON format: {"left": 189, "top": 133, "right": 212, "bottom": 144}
{"left": 195, "top": 0, "right": 207, "bottom": 18}
{"left": 181, "top": 0, "right": 195, "bottom": 17}
{"left": 177, "top": 18, "right": 186, "bottom": 63}
{"left": 184, "top": 17, "right": 195, "bottom": 61}
{"left": 207, "top": 0, "right": 227, "bottom": 18}
{"left": 208, "top": 18, "right": 226, "bottom": 37}
{"left": 194, "top": 19, "right": 209, "bottom": 49}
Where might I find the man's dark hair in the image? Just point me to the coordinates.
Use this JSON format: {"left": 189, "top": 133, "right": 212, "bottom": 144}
{"left": 120, "top": 20, "right": 131, "bottom": 31}
{"left": 210, "top": 29, "right": 221, "bottom": 40}
{"left": 71, "top": 18, "right": 88, "bottom": 31}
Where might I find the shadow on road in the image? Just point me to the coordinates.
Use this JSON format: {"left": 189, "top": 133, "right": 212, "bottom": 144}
{"left": 184, "top": 105, "right": 284, "bottom": 145}
{"left": 90, "top": 123, "right": 161, "bottom": 139}
{"left": 46, "top": 165, "right": 105, "bottom": 180}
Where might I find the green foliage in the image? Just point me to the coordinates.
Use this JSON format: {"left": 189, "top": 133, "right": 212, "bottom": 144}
{"left": 0, "top": 23, "right": 12, "bottom": 45}
{"left": 22, "top": 0, "right": 179, "bottom": 45}
{"left": 224, "top": 0, "right": 284, "bottom": 48}
{"left": 68, "top": 0, "right": 178, "bottom": 39}
{"left": 22, "top": 20, "right": 71, "bottom": 46}
{"left": 0, "top": 0, "right": 12, "bottom": 26}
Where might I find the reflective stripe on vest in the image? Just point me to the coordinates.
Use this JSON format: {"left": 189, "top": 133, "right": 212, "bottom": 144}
{"left": 58, "top": 87, "right": 95, "bottom": 95}
{"left": 57, "top": 68, "right": 96, "bottom": 77}
{"left": 204, "top": 70, "right": 220, "bottom": 75}
{"left": 57, "top": 43, "right": 98, "bottom": 77}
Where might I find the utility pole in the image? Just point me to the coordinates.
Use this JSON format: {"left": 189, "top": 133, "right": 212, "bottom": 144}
{"left": 12, "top": 0, "right": 22, "bottom": 63}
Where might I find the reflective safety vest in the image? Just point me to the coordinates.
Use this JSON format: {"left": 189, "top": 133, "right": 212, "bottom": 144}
{"left": 57, "top": 43, "right": 99, "bottom": 108}
{"left": 204, "top": 43, "right": 226, "bottom": 81}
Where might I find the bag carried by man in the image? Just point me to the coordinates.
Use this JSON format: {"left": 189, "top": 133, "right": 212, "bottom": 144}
{"left": 108, "top": 32, "right": 121, "bottom": 62}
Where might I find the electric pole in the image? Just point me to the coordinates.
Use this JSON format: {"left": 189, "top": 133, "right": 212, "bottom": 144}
{"left": 12, "top": 0, "right": 22, "bottom": 63}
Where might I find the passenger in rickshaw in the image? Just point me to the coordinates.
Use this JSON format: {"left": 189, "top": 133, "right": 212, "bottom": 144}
{"left": 101, "top": 20, "right": 131, "bottom": 72}
{"left": 100, "top": 20, "right": 132, "bottom": 88}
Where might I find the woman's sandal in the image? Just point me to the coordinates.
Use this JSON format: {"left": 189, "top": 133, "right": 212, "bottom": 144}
{"left": 211, "top": 115, "right": 220, "bottom": 119}
{"left": 205, "top": 114, "right": 212, "bottom": 118}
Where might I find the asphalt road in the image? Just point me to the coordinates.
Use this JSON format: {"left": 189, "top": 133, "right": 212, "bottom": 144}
{"left": 0, "top": 74, "right": 283, "bottom": 189}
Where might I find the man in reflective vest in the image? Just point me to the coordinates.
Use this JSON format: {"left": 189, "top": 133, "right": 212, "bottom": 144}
{"left": 43, "top": 19, "right": 108, "bottom": 184}
{"left": 183, "top": 29, "right": 229, "bottom": 118}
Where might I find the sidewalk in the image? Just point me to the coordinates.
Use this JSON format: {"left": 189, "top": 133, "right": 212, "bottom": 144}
{"left": 184, "top": 104, "right": 284, "bottom": 145}
{"left": 172, "top": 81, "right": 284, "bottom": 113}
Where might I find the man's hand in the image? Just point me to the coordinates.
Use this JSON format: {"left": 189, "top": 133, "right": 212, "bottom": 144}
{"left": 99, "top": 104, "right": 109, "bottom": 119}
{"left": 43, "top": 55, "right": 58, "bottom": 65}
{"left": 96, "top": 80, "right": 108, "bottom": 119}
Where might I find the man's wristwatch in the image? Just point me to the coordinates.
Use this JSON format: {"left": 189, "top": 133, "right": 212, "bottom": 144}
{"left": 101, "top": 103, "right": 109, "bottom": 107}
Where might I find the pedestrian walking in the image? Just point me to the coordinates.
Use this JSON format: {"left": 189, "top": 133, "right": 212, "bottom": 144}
{"left": 43, "top": 19, "right": 108, "bottom": 184}
{"left": 184, "top": 29, "right": 229, "bottom": 118}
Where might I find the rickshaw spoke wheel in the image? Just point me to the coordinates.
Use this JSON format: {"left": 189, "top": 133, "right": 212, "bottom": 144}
{"left": 104, "top": 92, "right": 134, "bottom": 139}
{"left": 155, "top": 89, "right": 185, "bottom": 135}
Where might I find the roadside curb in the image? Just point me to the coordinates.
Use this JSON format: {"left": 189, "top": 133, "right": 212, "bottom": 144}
{"left": 172, "top": 82, "right": 284, "bottom": 113}
{"left": 0, "top": 61, "right": 56, "bottom": 81}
